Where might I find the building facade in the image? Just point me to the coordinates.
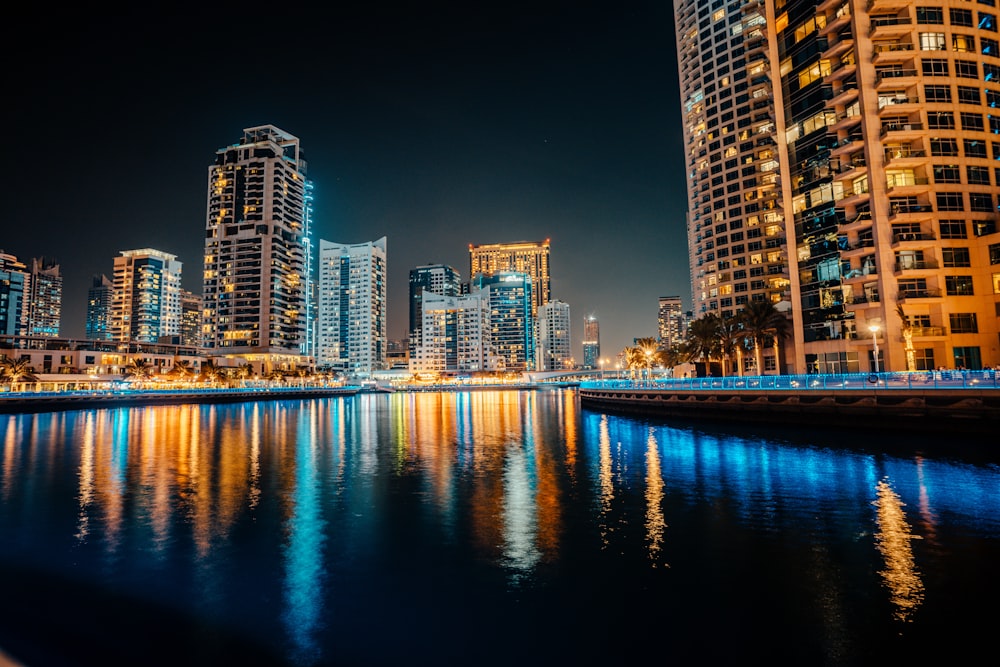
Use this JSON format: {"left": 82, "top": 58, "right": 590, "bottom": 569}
{"left": 674, "top": 0, "right": 1000, "bottom": 372}
{"left": 410, "top": 291, "right": 494, "bottom": 374}
{"left": 26, "top": 257, "right": 62, "bottom": 338}
{"left": 202, "top": 125, "right": 310, "bottom": 373}
{"left": 409, "top": 264, "right": 461, "bottom": 359}
{"left": 469, "top": 239, "right": 551, "bottom": 317}
{"left": 658, "top": 295, "right": 686, "bottom": 348}
{"left": 86, "top": 274, "right": 114, "bottom": 341}
{"left": 582, "top": 315, "right": 600, "bottom": 369}
{"left": 471, "top": 272, "right": 535, "bottom": 372}
{"left": 317, "top": 237, "right": 387, "bottom": 375}
{"left": 0, "top": 251, "right": 27, "bottom": 337}
{"left": 180, "top": 289, "right": 201, "bottom": 348}
{"left": 111, "top": 248, "right": 182, "bottom": 344}
{"left": 536, "top": 299, "right": 572, "bottom": 371}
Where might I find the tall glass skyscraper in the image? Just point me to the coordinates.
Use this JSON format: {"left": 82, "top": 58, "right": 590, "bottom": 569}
{"left": 86, "top": 274, "right": 114, "bottom": 341}
{"left": 582, "top": 315, "right": 600, "bottom": 369}
{"left": 469, "top": 240, "right": 551, "bottom": 318}
{"left": 408, "top": 264, "right": 461, "bottom": 359}
{"left": 112, "top": 248, "right": 182, "bottom": 343}
{"left": 202, "top": 125, "right": 310, "bottom": 373}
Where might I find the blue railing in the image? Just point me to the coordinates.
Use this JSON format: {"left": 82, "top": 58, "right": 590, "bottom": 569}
{"left": 581, "top": 370, "right": 999, "bottom": 391}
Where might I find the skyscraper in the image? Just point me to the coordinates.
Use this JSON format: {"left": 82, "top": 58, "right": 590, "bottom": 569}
{"left": 409, "top": 264, "right": 461, "bottom": 359}
{"left": 0, "top": 251, "right": 27, "bottom": 337}
{"left": 86, "top": 274, "right": 114, "bottom": 341}
{"left": 582, "top": 315, "right": 600, "bottom": 369}
{"left": 658, "top": 295, "right": 685, "bottom": 348}
{"left": 469, "top": 240, "right": 551, "bottom": 317}
{"left": 674, "top": 0, "right": 1000, "bottom": 372}
{"left": 317, "top": 237, "right": 387, "bottom": 374}
{"left": 202, "top": 125, "right": 310, "bottom": 373}
{"left": 112, "top": 248, "right": 182, "bottom": 343}
{"left": 537, "top": 299, "right": 572, "bottom": 370}
{"left": 25, "top": 257, "right": 62, "bottom": 338}
{"left": 470, "top": 271, "right": 535, "bottom": 372}
{"left": 180, "top": 289, "right": 201, "bottom": 348}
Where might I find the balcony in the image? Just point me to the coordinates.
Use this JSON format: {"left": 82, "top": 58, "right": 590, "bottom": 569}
{"left": 883, "top": 147, "right": 927, "bottom": 167}
{"left": 825, "top": 58, "right": 857, "bottom": 82}
{"left": 827, "top": 85, "right": 860, "bottom": 108}
{"left": 869, "top": 0, "right": 911, "bottom": 11}
{"left": 875, "top": 68, "right": 918, "bottom": 88}
{"left": 880, "top": 121, "right": 924, "bottom": 138}
{"left": 830, "top": 134, "right": 865, "bottom": 158}
{"left": 888, "top": 203, "right": 933, "bottom": 220}
{"left": 869, "top": 15, "right": 912, "bottom": 38}
{"left": 829, "top": 110, "right": 862, "bottom": 133}
{"left": 891, "top": 231, "right": 935, "bottom": 245}
{"left": 898, "top": 288, "right": 943, "bottom": 302}
{"left": 894, "top": 259, "right": 938, "bottom": 274}
{"left": 909, "top": 326, "right": 947, "bottom": 338}
{"left": 839, "top": 209, "right": 873, "bottom": 230}
{"left": 877, "top": 96, "right": 920, "bottom": 115}
{"left": 842, "top": 267, "right": 879, "bottom": 282}
{"left": 837, "top": 186, "right": 871, "bottom": 209}
{"left": 818, "top": 0, "right": 843, "bottom": 11}
{"left": 872, "top": 41, "right": 915, "bottom": 63}
{"left": 821, "top": 10, "right": 853, "bottom": 36}
{"left": 822, "top": 33, "right": 854, "bottom": 60}
{"left": 886, "top": 175, "right": 930, "bottom": 195}
{"left": 842, "top": 238, "right": 876, "bottom": 257}
{"left": 845, "top": 293, "right": 881, "bottom": 309}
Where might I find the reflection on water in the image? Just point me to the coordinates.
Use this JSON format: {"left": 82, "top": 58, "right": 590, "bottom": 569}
{"left": 873, "top": 477, "right": 925, "bottom": 622}
{"left": 0, "top": 389, "right": 999, "bottom": 665}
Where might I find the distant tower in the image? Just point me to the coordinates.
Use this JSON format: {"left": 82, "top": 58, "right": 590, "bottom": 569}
{"left": 318, "top": 237, "right": 387, "bottom": 374}
{"left": 25, "top": 257, "right": 62, "bottom": 338}
{"left": 180, "top": 289, "right": 202, "bottom": 348}
{"left": 202, "top": 125, "right": 310, "bottom": 373}
{"left": 112, "top": 248, "right": 183, "bottom": 343}
{"left": 582, "top": 315, "right": 600, "bottom": 370}
{"left": 468, "top": 239, "right": 550, "bottom": 317}
{"left": 86, "top": 274, "right": 114, "bottom": 341}
{"left": 537, "top": 299, "right": 572, "bottom": 371}
{"left": 409, "top": 264, "right": 461, "bottom": 359}
{"left": 0, "top": 251, "right": 27, "bottom": 336}
{"left": 657, "top": 296, "right": 684, "bottom": 348}
{"left": 470, "top": 271, "right": 535, "bottom": 372}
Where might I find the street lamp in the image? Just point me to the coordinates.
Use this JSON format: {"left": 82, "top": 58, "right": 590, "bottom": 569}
{"left": 869, "top": 323, "right": 881, "bottom": 374}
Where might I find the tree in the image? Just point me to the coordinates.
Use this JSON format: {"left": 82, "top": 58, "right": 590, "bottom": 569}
{"left": 622, "top": 337, "right": 667, "bottom": 381}
{"left": 685, "top": 314, "right": 723, "bottom": 373}
{"left": 740, "top": 300, "right": 790, "bottom": 375}
{"left": 897, "top": 304, "right": 916, "bottom": 372}
{"left": 0, "top": 357, "right": 38, "bottom": 391}
{"left": 200, "top": 360, "right": 223, "bottom": 385}
{"left": 168, "top": 360, "right": 194, "bottom": 382}
{"left": 124, "top": 358, "right": 153, "bottom": 382}
{"left": 235, "top": 363, "right": 255, "bottom": 386}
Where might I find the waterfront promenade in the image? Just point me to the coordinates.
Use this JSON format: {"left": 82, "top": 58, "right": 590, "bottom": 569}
{"left": 579, "top": 370, "right": 1000, "bottom": 434}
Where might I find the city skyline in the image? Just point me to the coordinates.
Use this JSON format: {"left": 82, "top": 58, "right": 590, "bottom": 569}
{"left": 1, "top": 4, "right": 687, "bottom": 359}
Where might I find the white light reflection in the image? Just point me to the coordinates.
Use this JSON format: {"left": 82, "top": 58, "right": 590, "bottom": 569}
{"left": 598, "top": 415, "right": 614, "bottom": 548}
{"left": 502, "top": 444, "right": 540, "bottom": 579}
{"left": 644, "top": 428, "right": 668, "bottom": 567}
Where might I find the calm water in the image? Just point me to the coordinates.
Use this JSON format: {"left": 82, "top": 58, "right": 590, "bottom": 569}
{"left": 1, "top": 388, "right": 998, "bottom": 666}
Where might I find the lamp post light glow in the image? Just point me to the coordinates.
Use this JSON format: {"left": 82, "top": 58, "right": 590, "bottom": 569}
{"left": 869, "top": 324, "right": 881, "bottom": 374}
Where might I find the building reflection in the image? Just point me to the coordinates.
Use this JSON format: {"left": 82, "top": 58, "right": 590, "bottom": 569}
{"left": 644, "top": 428, "right": 667, "bottom": 567}
{"left": 873, "top": 477, "right": 925, "bottom": 623}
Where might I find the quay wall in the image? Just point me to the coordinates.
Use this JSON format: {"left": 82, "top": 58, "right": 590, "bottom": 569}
{"left": 578, "top": 386, "right": 1000, "bottom": 434}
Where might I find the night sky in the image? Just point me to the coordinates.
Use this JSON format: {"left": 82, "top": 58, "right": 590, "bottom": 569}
{"left": 3, "top": 3, "right": 686, "bottom": 359}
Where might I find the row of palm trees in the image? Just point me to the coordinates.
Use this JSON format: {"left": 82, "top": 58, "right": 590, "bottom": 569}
{"left": 622, "top": 300, "right": 790, "bottom": 377}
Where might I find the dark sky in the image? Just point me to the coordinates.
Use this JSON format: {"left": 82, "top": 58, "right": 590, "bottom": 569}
{"left": 2, "top": 2, "right": 687, "bottom": 359}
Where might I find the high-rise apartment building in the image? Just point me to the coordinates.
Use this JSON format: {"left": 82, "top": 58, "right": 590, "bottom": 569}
{"left": 410, "top": 291, "right": 494, "bottom": 374}
{"left": 658, "top": 295, "right": 685, "bottom": 348}
{"left": 536, "top": 299, "right": 572, "bottom": 370}
{"left": 180, "top": 289, "right": 201, "bottom": 348}
{"left": 202, "top": 125, "right": 310, "bottom": 373}
{"left": 469, "top": 240, "right": 551, "bottom": 317}
{"left": 470, "top": 271, "right": 535, "bottom": 372}
{"left": 112, "top": 248, "right": 182, "bottom": 343}
{"left": 674, "top": 0, "right": 1000, "bottom": 373}
{"left": 582, "top": 315, "right": 600, "bottom": 369}
{"left": 409, "top": 264, "right": 461, "bottom": 358}
{"left": 0, "top": 251, "right": 27, "bottom": 337}
{"left": 25, "top": 257, "right": 62, "bottom": 338}
{"left": 317, "top": 237, "right": 387, "bottom": 374}
{"left": 86, "top": 274, "right": 114, "bottom": 341}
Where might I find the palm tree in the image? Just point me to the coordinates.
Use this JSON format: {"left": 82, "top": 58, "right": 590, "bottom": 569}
{"left": 740, "top": 300, "right": 790, "bottom": 375}
{"left": 123, "top": 358, "right": 152, "bottom": 383}
{"left": 0, "top": 357, "right": 38, "bottom": 391}
{"left": 168, "top": 360, "right": 194, "bottom": 382}
{"left": 235, "top": 362, "right": 254, "bottom": 386}
{"left": 199, "top": 360, "right": 223, "bottom": 386}
{"left": 897, "top": 304, "right": 916, "bottom": 372}
{"left": 685, "top": 314, "right": 723, "bottom": 375}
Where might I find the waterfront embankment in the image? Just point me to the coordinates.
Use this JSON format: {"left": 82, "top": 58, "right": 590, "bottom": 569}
{"left": 0, "top": 386, "right": 360, "bottom": 414}
{"left": 579, "top": 372, "right": 1000, "bottom": 434}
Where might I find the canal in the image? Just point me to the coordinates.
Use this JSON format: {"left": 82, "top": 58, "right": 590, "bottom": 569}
{"left": 0, "top": 388, "right": 996, "bottom": 666}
